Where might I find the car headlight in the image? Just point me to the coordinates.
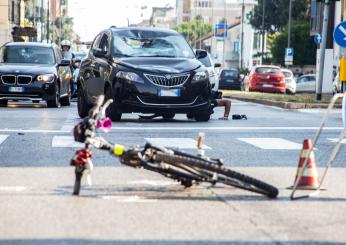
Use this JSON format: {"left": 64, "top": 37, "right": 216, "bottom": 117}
{"left": 192, "top": 71, "right": 208, "bottom": 82}
{"left": 116, "top": 71, "right": 144, "bottom": 84}
{"left": 37, "top": 74, "right": 55, "bottom": 83}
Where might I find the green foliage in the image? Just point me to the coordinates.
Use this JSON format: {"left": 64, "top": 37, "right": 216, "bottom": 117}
{"left": 247, "top": 0, "right": 310, "bottom": 34}
{"left": 269, "top": 20, "right": 316, "bottom": 66}
{"left": 51, "top": 16, "right": 76, "bottom": 44}
{"left": 174, "top": 16, "right": 212, "bottom": 47}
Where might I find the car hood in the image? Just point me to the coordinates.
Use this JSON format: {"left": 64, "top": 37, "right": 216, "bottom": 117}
{"left": 115, "top": 57, "right": 202, "bottom": 73}
{"left": 0, "top": 63, "right": 56, "bottom": 75}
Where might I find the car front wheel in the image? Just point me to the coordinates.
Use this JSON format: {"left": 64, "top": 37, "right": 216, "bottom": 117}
{"left": 194, "top": 112, "right": 211, "bottom": 122}
{"left": 77, "top": 89, "right": 89, "bottom": 118}
{"left": 47, "top": 84, "right": 61, "bottom": 108}
{"left": 105, "top": 87, "right": 122, "bottom": 122}
{"left": 0, "top": 99, "right": 8, "bottom": 107}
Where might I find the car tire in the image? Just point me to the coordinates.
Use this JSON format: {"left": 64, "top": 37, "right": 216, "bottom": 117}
{"left": 77, "top": 89, "right": 89, "bottom": 118}
{"left": 162, "top": 113, "right": 175, "bottom": 120}
{"left": 186, "top": 113, "right": 194, "bottom": 119}
{"left": 105, "top": 87, "right": 122, "bottom": 122}
{"left": 0, "top": 99, "right": 8, "bottom": 107}
{"left": 47, "top": 84, "right": 61, "bottom": 108}
{"left": 194, "top": 112, "right": 211, "bottom": 122}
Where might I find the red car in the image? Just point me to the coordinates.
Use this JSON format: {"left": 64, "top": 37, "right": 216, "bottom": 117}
{"left": 244, "top": 65, "right": 286, "bottom": 93}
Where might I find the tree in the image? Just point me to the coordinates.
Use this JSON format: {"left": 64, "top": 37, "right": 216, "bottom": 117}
{"left": 269, "top": 20, "right": 316, "bottom": 66}
{"left": 247, "top": 0, "right": 310, "bottom": 34}
{"left": 174, "top": 16, "right": 212, "bottom": 47}
{"left": 51, "top": 16, "right": 76, "bottom": 44}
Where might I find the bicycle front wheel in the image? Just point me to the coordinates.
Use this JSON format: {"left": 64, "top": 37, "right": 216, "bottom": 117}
{"left": 154, "top": 152, "right": 279, "bottom": 198}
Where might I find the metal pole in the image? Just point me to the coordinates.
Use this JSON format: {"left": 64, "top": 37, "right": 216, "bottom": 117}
{"left": 240, "top": 0, "right": 245, "bottom": 69}
{"left": 316, "top": 0, "right": 330, "bottom": 101}
{"left": 288, "top": 0, "right": 292, "bottom": 49}
{"left": 46, "top": 0, "right": 49, "bottom": 42}
{"left": 222, "top": 0, "right": 226, "bottom": 68}
{"left": 211, "top": 0, "right": 214, "bottom": 53}
{"left": 59, "top": 1, "right": 62, "bottom": 44}
{"left": 261, "top": 0, "right": 266, "bottom": 64}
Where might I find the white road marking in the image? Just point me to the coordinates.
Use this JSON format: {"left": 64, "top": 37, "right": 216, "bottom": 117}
{"left": 328, "top": 138, "right": 346, "bottom": 144}
{"left": 128, "top": 180, "right": 178, "bottom": 186}
{"left": 60, "top": 115, "right": 79, "bottom": 132}
{"left": 101, "top": 195, "right": 158, "bottom": 203}
{"left": 238, "top": 138, "right": 302, "bottom": 150}
{"left": 52, "top": 136, "right": 84, "bottom": 148}
{"left": 145, "top": 138, "right": 211, "bottom": 149}
{"left": 0, "top": 135, "right": 9, "bottom": 145}
{"left": 297, "top": 109, "right": 341, "bottom": 114}
{"left": 0, "top": 126, "right": 343, "bottom": 133}
{"left": 0, "top": 186, "right": 27, "bottom": 192}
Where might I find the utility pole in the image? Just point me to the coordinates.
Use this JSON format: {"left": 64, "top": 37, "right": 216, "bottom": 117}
{"left": 261, "top": 0, "right": 266, "bottom": 64}
{"left": 240, "top": 0, "right": 245, "bottom": 69}
{"left": 287, "top": 0, "right": 292, "bottom": 51}
{"left": 316, "top": 0, "right": 330, "bottom": 101}
{"left": 222, "top": 0, "right": 227, "bottom": 68}
{"left": 46, "top": 0, "right": 49, "bottom": 43}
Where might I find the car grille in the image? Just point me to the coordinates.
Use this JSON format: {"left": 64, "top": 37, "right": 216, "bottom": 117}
{"left": 0, "top": 75, "right": 32, "bottom": 85}
{"left": 1, "top": 75, "right": 16, "bottom": 85}
{"left": 17, "top": 75, "right": 32, "bottom": 85}
{"left": 144, "top": 73, "right": 190, "bottom": 87}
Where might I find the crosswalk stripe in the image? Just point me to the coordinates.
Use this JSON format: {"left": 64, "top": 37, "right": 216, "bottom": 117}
{"left": 52, "top": 136, "right": 84, "bottom": 148}
{"left": 328, "top": 138, "right": 346, "bottom": 144}
{"left": 237, "top": 138, "right": 302, "bottom": 150}
{"left": 145, "top": 138, "right": 211, "bottom": 149}
{"left": 0, "top": 135, "right": 9, "bottom": 145}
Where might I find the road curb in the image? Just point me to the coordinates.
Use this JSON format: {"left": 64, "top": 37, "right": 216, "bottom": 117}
{"left": 224, "top": 95, "right": 341, "bottom": 109}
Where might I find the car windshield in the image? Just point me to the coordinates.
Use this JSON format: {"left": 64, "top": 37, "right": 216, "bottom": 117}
{"left": 221, "top": 70, "right": 239, "bottom": 78}
{"left": 0, "top": 46, "right": 55, "bottom": 65}
{"left": 283, "top": 71, "right": 292, "bottom": 78}
{"left": 256, "top": 67, "right": 281, "bottom": 74}
{"left": 74, "top": 52, "right": 87, "bottom": 60}
{"left": 198, "top": 55, "right": 212, "bottom": 67}
{"left": 112, "top": 29, "right": 195, "bottom": 58}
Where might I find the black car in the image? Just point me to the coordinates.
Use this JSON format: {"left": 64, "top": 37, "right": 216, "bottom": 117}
{"left": 218, "top": 68, "right": 242, "bottom": 90}
{"left": 0, "top": 42, "right": 73, "bottom": 107}
{"left": 77, "top": 27, "right": 213, "bottom": 121}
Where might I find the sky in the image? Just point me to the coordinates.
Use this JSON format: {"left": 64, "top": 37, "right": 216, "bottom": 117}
{"left": 69, "top": 0, "right": 176, "bottom": 41}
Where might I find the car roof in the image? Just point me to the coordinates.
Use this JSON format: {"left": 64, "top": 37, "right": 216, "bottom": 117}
{"left": 110, "top": 26, "right": 180, "bottom": 35}
{"left": 5, "top": 42, "right": 55, "bottom": 48}
{"left": 281, "top": 68, "right": 293, "bottom": 73}
{"left": 255, "top": 65, "right": 281, "bottom": 69}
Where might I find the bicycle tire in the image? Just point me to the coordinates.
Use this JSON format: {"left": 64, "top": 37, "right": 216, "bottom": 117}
{"left": 154, "top": 152, "right": 279, "bottom": 198}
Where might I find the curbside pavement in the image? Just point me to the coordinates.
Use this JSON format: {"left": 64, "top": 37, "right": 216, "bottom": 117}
{"left": 223, "top": 94, "right": 342, "bottom": 109}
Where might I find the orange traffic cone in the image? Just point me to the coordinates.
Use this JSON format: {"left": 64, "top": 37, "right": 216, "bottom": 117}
{"left": 293, "top": 139, "right": 320, "bottom": 190}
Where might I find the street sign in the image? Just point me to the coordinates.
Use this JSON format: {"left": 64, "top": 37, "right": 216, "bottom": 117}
{"left": 285, "top": 48, "right": 294, "bottom": 66}
{"left": 333, "top": 21, "right": 346, "bottom": 47}
{"left": 314, "top": 34, "right": 322, "bottom": 45}
{"left": 214, "top": 23, "right": 228, "bottom": 38}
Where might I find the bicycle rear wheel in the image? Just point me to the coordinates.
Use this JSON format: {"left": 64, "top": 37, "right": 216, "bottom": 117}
{"left": 154, "top": 152, "right": 279, "bottom": 198}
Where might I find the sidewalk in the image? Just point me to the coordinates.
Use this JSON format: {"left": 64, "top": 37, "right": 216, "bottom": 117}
{"left": 222, "top": 91, "right": 342, "bottom": 109}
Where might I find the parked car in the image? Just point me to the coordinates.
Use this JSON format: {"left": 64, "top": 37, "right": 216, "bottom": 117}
{"left": 77, "top": 27, "right": 213, "bottom": 121}
{"left": 197, "top": 51, "right": 220, "bottom": 91}
{"left": 0, "top": 42, "right": 72, "bottom": 107}
{"left": 281, "top": 68, "right": 296, "bottom": 94}
{"left": 296, "top": 74, "right": 316, "bottom": 93}
{"left": 72, "top": 51, "right": 88, "bottom": 97}
{"left": 244, "top": 65, "right": 286, "bottom": 93}
{"left": 218, "top": 68, "right": 241, "bottom": 90}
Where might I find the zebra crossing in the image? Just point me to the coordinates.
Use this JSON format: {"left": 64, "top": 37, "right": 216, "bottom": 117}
{"left": 0, "top": 134, "right": 345, "bottom": 150}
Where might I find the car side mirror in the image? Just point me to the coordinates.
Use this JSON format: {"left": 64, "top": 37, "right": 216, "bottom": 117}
{"left": 58, "top": 59, "right": 71, "bottom": 66}
{"left": 214, "top": 63, "right": 221, "bottom": 68}
{"left": 195, "top": 49, "right": 207, "bottom": 59}
{"left": 93, "top": 48, "right": 107, "bottom": 58}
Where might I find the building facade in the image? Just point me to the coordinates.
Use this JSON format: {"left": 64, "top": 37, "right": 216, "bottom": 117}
{"left": 176, "top": 0, "right": 257, "bottom": 69}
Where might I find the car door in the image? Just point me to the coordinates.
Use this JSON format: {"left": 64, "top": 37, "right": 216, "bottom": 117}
{"left": 306, "top": 75, "right": 316, "bottom": 92}
{"left": 296, "top": 76, "right": 308, "bottom": 92}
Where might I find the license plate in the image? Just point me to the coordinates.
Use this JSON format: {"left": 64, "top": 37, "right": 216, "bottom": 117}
{"left": 262, "top": 84, "right": 273, "bottom": 88}
{"left": 8, "top": 87, "right": 25, "bottom": 92}
{"left": 158, "top": 88, "right": 180, "bottom": 97}
{"left": 226, "top": 79, "right": 234, "bottom": 82}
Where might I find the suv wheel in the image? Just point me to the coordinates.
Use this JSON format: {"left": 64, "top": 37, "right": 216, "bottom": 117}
{"left": 194, "top": 112, "right": 211, "bottom": 122}
{"left": 47, "top": 84, "right": 61, "bottom": 108}
{"left": 0, "top": 99, "right": 8, "bottom": 107}
{"left": 105, "top": 87, "right": 122, "bottom": 122}
{"left": 77, "top": 89, "right": 89, "bottom": 118}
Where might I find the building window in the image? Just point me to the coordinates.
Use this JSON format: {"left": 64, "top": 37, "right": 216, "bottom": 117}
{"left": 195, "top": 0, "right": 209, "bottom": 8}
{"left": 11, "top": 1, "right": 15, "bottom": 22}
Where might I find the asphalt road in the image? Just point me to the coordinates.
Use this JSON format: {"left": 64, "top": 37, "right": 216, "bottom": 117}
{"left": 0, "top": 99, "right": 346, "bottom": 244}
